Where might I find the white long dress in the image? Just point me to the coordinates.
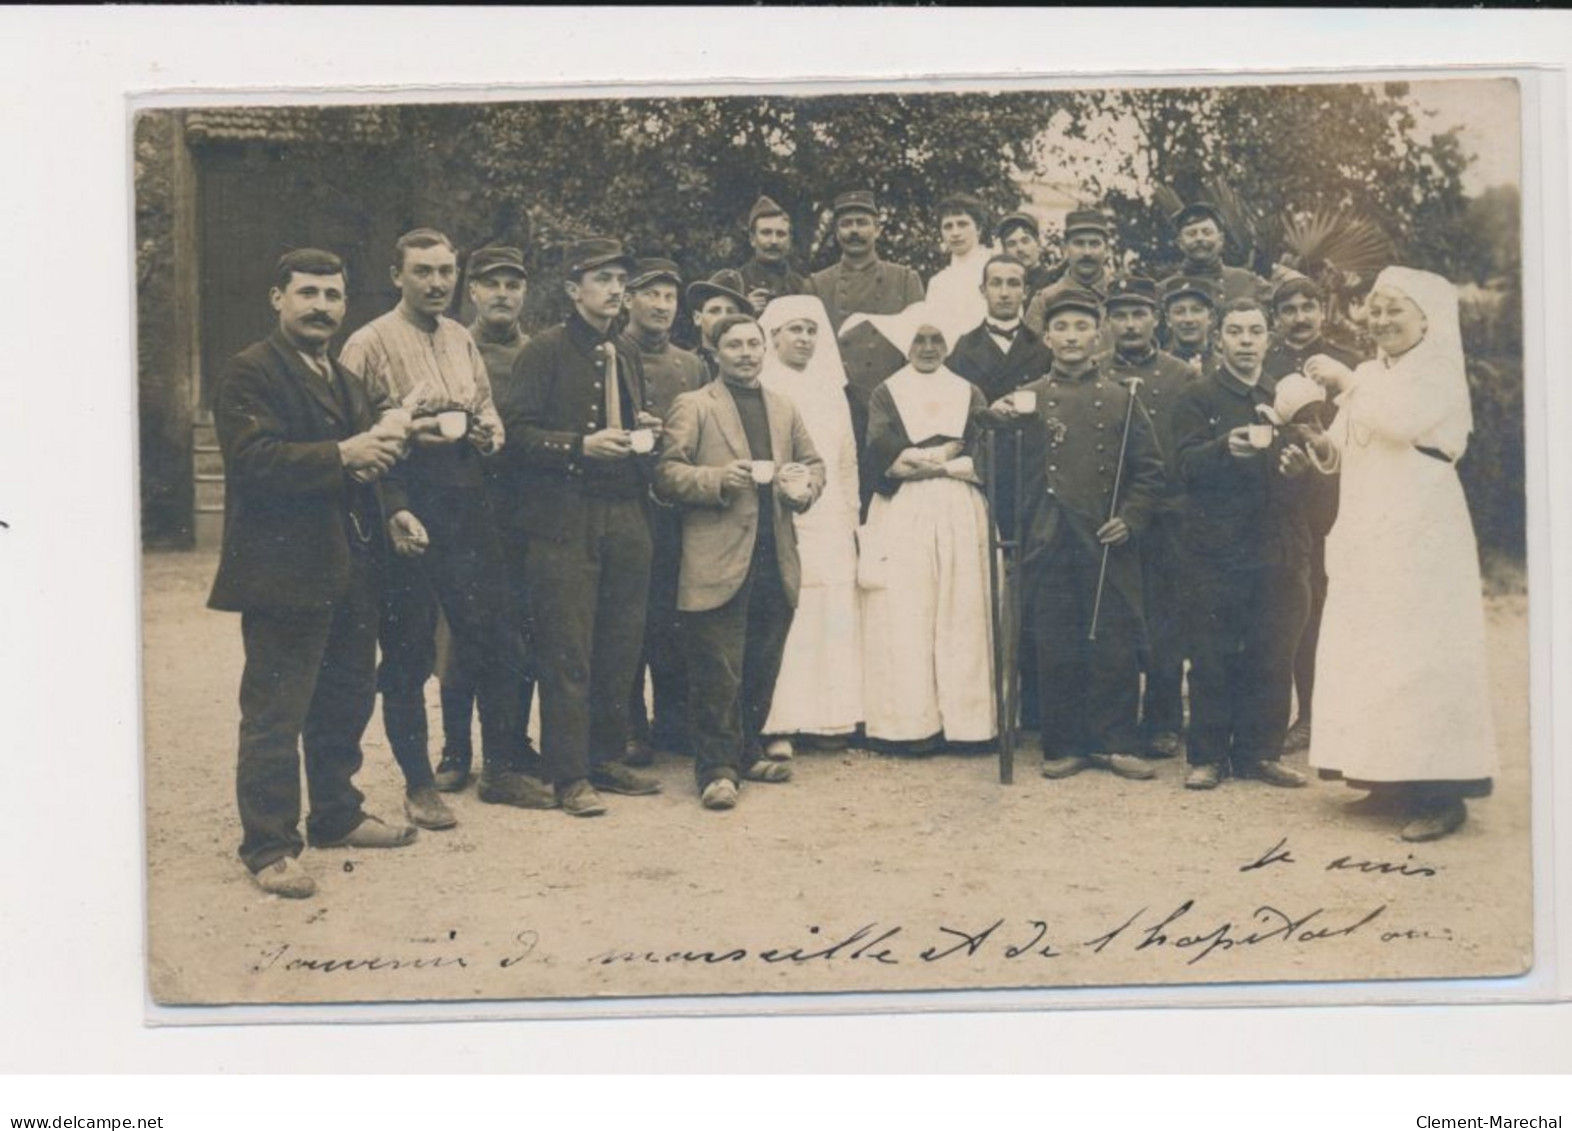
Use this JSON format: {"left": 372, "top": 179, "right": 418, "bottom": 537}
{"left": 859, "top": 365, "right": 997, "bottom": 743}
{"left": 1309, "top": 268, "right": 1497, "bottom": 785}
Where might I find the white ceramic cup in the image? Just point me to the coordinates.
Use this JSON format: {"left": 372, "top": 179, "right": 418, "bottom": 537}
{"left": 751, "top": 459, "right": 776, "bottom": 485}
{"left": 628, "top": 428, "right": 656, "bottom": 454}
{"left": 437, "top": 409, "right": 470, "bottom": 440}
{"left": 1248, "top": 423, "right": 1274, "bottom": 450}
{"left": 1011, "top": 389, "right": 1038, "bottom": 415}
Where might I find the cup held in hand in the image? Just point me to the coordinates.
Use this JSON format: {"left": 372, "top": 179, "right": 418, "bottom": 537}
{"left": 1010, "top": 389, "right": 1038, "bottom": 415}
{"left": 629, "top": 428, "right": 656, "bottom": 455}
{"left": 1247, "top": 423, "right": 1274, "bottom": 450}
{"left": 437, "top": 409, "right": 470, "bottom": 440}
{"left": 751, "top": 459, "right": 776, "bottom": 485}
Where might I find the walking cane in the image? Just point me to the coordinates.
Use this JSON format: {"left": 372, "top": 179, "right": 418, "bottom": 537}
{"left": 983, "top": 419, "right": 1025, "bottom": 785}
{"left": 1088, "top": 376, "right": 1143, "bottom": 642}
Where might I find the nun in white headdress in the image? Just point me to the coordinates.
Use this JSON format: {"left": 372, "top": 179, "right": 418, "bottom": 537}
{"left": 1300, "top": 265, "right": 1497, "bottom": 842}
{"left": 755, "top": 295, "right": 864, "bottom": 751}
{"left": 844, "top": 303, "right": 997, "bottom": 749}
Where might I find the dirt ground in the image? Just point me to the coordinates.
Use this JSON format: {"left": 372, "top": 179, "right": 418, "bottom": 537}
{"left": 140, "top": 549, "right": 1534, "bottom": 1009}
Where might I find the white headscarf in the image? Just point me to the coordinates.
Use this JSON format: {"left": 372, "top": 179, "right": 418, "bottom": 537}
{"left": 759, "top": 294, "right": 846, "bottom": 390}
{"left": 1362, "top": 265, "right": 1473, "bottom": 459}
{"left": 843, "top": 303, "right": 974, "bottom": 443}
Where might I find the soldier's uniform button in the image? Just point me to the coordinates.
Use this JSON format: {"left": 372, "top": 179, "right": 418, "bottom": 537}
{"left": 1094, "top": 400, "right": 1103, "bottom": 408}
{"left": 1097, "top": 444, "right": 1105, "bottom": 452}
{"left": 1096, "top": 422, "right": 1106, "bottom": 430}
{"left": 1099, "top": 465, "right": 1108, "bottom": 474}
{"left": 1049, "top": 464, "right": 1058, "bottom": 472}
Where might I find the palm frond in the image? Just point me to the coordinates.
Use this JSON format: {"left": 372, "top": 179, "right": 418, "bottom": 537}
{"left": 1152, "top": 184, "right": 1185, "bottom": 223}
{"left": 1279, "top": 207, "right": 1395, "bottom": 280}
{"left": 1200, "top": 175, "right": 1259, "bottom": 260}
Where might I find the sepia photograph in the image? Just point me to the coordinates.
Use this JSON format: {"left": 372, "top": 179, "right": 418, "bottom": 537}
{"left": 133, "top": 72, "right": 1535, "bottom": 1010}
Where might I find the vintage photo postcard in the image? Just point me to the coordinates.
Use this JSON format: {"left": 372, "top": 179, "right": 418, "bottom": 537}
{"left": 135, "top": 72, "right": 1538, "bottom": 1012}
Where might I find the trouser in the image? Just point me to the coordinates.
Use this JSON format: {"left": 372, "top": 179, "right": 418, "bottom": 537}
{"left": 1292, "top": 535, "right": 1329, "bottom": 725}
{"left": 378, "top": 483, "right": 520, "bottom": 788}
{"left": 628, "top": 505, "right": 688, "bottom": 749}
{"left": 683, "top": 548, "right": 795, "bottom": 787}
{"left": 1027, "top": 535, "right": 1142, "bottom": 758}
{"left": 1186, "top": 561, "right": 1311, "bottom": 770}
{"left": 527, "top": 496, "right": 653, "bottom": 786}
{"left": 235, "top": 551, "right": 377, "bottom": 873}
{"left": 1140, "top": 510, "right": 1191, "bottom": 736}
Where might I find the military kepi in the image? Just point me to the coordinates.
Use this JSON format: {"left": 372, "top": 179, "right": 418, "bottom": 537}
{"left": 564, "top": 236, "right": 635, "bottom": 277}
{"left": 832, "top": 189, "right": 879, "bottom": 218}
{"left": 1160, "top": 274, "right": 1220, "bottom": 308}
{"left": 1105, "top": 275, "right": 1159, "bottom": 309}
{"left": 1063, "top": 209, "right": 1112, "bottom": 239}
{"left": 1039, "top": 286, "right": 1104, "bottom": 323}
{"left": 468, "top": 245, "right": 527, "bottom": 279}
{"left": 995, "top": 211, "right": 1040, "bottom": 242}
{"left": 1171, "top": 200, "right": 1227, "bottom": 231}
{"left": 629, "top": 257, "right": 684, "bottom": 291}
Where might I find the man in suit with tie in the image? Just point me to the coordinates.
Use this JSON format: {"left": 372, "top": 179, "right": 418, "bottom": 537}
{"left": 655, "top": 314, "right": 825, "bottom": 811}
{"left": 208, "top": 248, "right": 419, "bottom": 899}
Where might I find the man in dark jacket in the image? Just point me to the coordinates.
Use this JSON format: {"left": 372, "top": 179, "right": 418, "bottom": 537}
{"left": 1172, "top": 298, "right": 1328, "bottom": 790}
{"left": 499, "top": 238, "right": 666, "bottom": 817}
{"left": 208, "top": 248, "right": 418, "bottom": 899}
{"left": 738, "top": 195, "right": 809, "bottom": 311}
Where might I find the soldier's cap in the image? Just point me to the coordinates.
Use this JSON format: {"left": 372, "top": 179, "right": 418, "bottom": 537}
{"left": 468, "top": 245, "right": 527, "bottom": 279}
{"left": 1063, "top": 209, "right": 1113, "bottom": 239}
{"left": 685, "top": 268, "right": 752, "bottom": 313}
{"left": 1171, "top": 200, "right": 1227, "bottom": 232}
{"left": 832, "top": 189, "right": 879, "bottom": 218}
{"left": 995, "top": 211, "right": 1040, "bottom": 243}
{"left": 1271, "top": 272, "right": 1326, "bottom": 308}
{"left": 748, "top": 195, "right": 789, "bottom": 229}
{"left": 1039, "top": 286, "right": 1105, "bottom": 323}
{"left": 1104, "top": 275, "right": 1159, "bottom": 310}
{"left": 628, "top": 257, "right": 684, "bottom": 291}
{"left": 1160, "top": 274, "right": 1220, "bottom": 309}
{"left": 563, "top": 237, "right": 636, "bottom": 278}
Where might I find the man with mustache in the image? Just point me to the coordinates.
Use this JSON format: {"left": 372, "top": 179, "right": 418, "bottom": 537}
{"left": 1171, "top": 299, "right": 1329, "bottom": 791}
{"left": 209, "top": 248, "right": 418, "bottom": 899}
{"left": 738, "top": 195, "right": 808, "bottom": 312}
{"left": 1261, "top": 274, "right": 1363, "bottom": 755}
{"left": 618, "top": 258, "right": 707, "bottom": 764}
{"left": 808, "top": 190, "right": 924, "bottom": 464}
{"left": 500, "top": 237, "right": 666, "bottom": 817}
{"left": 340, "top": 229, "right": 544, "bottom": 828}
{"left": 1101, "top": 276, "right": 1197, "bottom": 762}
{"left": 1162, "top": 201, "right": 1268, "bottom": 306}
{"left": 655, "top": 314, "right": 825, "bottom": 810}
{"left": 430, "top": 246, "right": 539, "bottom": 794}
{"left": 1160, "top": 275, "right": 1220, "bottom": 377}
{"left": 1024, "top": 210, "right": 1117, "bottom": 341}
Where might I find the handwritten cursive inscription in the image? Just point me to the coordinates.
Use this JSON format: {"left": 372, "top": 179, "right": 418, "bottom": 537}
{"left": 1239, "top": 839, "right": 1439, "bottom": 878}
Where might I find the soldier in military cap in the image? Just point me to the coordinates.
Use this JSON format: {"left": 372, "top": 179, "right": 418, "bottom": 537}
{"left": 995, "top": 211, "right": 1059, "bottom": 308}
{"left": 1024, "top": 209, "right": 1117, "bottom": 338}
{"left": 687, "top": 268, "right": 752, "bottom": 383}
{"left": 738, "top": 195, "right": 808, "bottom": 311}
{"left": 1163, "top": 201, "right": 1268, "bottom": 306}
{"left": 1102, "top": 275, "right": 1197, "bottom": 760}
{"left": 1261, "top": 273, "right": 1364, "bottom": 755}
{"left": 498, "top": 237, "right": 667, "bottom": 816}
{"left": 809, "top": 190, "right": 925, "bottom": 481}
{"left": 619, "top": 258, "right": 707, "bottom": 764}
{"left": 1160, "top": 274, "right": 1221, "bottom": 376}
{"left": 985, "top": 287, "right": 1165, "bottom": 782}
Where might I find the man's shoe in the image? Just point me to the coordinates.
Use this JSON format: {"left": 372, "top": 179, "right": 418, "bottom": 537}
{"left": 1091, "top": 753, "right": 1157, "bottom": 780}
{"left": 763, "top": 737, "right": 795, "bottom": 761}
{"left": 477, "top": 769, "right": 557, "bottom": 809}
{"left": 1283, "top": 718, "right": 1313, "bottom": 754}
{"left": 509, "top": 743, "right": 544, "bottom": 780}
{"left": 1245, "top": 760, "right": 1308, "bottom": 789}
{"left": 405, "top": 786, "right": 457, "bottom": 830}
{"left": 1401, "top": 799, "right": 1467, "bottom": 842}
{"left": 252, "top": 856, "right": 316, "bottom": 899}
{"left": 590, "top": 762, "right": 662, "bottom": 796}
{"left": 701, "top": 779, "right": 739, "bottom": 811}
{"left": 1040, "top": 754, "right": 1091, "bottom": 780}
{"left": 1146, "top": 731, "right": 1182, "bottom": 759}
{"left": 316, "top": 814, "right": 417, "bottom": 849}
{"left": 433, "top": 749, "right": 473, "bottom": 793}
{"left": 557, "top": 779, "right": 608, "bottom": 817}
{"left": 742, "top": 759, "right": 792, "bottom": 783}
{"left": 623, "top": 737, "right": 655, "bottom": 768}
{"left": 1185, "top": 763, "right": 1222, "bottom": 791}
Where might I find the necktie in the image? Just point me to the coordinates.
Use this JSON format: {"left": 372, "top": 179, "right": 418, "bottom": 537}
{"left": 986, "top": 322, "right": 1020, "bottom": 336}
{"left": 603, "top": 343, "right": 625, "bottom": 430}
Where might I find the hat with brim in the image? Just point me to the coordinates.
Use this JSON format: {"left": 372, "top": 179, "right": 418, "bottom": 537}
{"left": 1038, "top": 286, "right": 1104, "bottom": 324}
{"left": 468, "top": 245, "right": 527, "bottom": 279}
{"left": 564, "top": 237, "right": 636, "bottom": 277}
{"left": 832, "top": 189, "right": 879, "bottom": 219}
{"left": 628, "top": 257, "right": 683, "bottom": 291}
{"left": 1271, "top": 273, "right": 1325, "bottom": 308}
{"left": 1104, "top": 275, "right": 1159, "bottom": 310}
{"left": 1063, "top": 209, "right": 1112, "bottom": 239}
{"left": 1160, "top": 275, "right": 1220, "bottom": 309}
{"left": 686, "top": 268, "right": 752, "bottom": 313}
{"left": 1172, "top": 202, "right": 1227, "bottom": 232}
{"left": 995, "top": 211, "right": 1040, "bottom": 243}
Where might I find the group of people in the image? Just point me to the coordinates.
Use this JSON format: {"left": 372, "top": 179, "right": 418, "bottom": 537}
{"left": 207, "top": 189, "right": 1498, "bottom": 900}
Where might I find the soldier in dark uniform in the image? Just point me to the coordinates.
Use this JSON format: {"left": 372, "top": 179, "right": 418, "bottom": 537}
{"left": 687, "top": 269, "right": 751, "bottom": 383}
{"left": 984, "top": 288, "right": 1165, "bottom": 782}
{"left": 738, "top": 195, "right": 809, "bottom": 312}
{"left": 499, "top": 237, "right": 666, "bottom": 817}
{"left": 619, "top": 258, "right": 708, "bottom": 764}
{"left": 1160, "top": 275, "right": 1220, "bottom": 377}
{"left": 995, "top": 211, "right": 1059, "bottom": 311}
{"left": 1261, "top": 274, "right": 1365, "bottom": 754}
{"left": 1171, "top": 298, "right": 1329, "bottom": 790}
{"left": 1161, "top": 202, "right": 1268, "bottom": 306}
{"left": 1101, "top": 275, "right": 1197, "bottom": 760}
{"left": 1023, "top": 209, "right": 1117, "bottom": 340}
